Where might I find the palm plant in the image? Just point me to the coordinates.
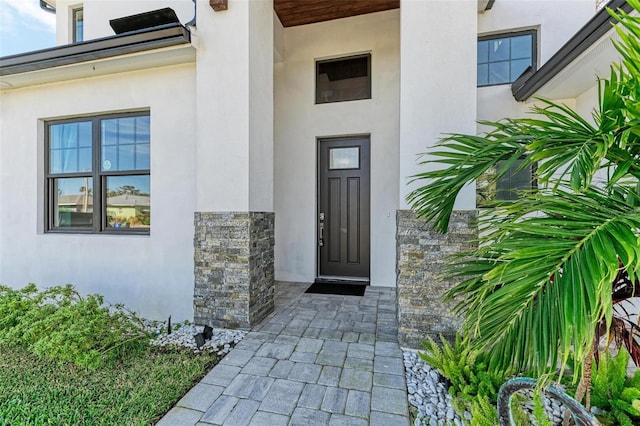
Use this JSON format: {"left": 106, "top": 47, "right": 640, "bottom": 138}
{"left": 407, "top": 0, "right": 640, "bottom": 407}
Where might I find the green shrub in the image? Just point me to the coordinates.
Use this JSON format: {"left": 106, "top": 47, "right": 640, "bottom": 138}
{"left": 468, "top": 395, "right": 499, "bottom": 426}
{"left": 0, "top": 284, "right": 147, "bottom": 368}
{"left": 420, "top": 334, "right": 511, "bottom": 416}
{"left": 590, "top": 348, "right": 640, "bottom": 425}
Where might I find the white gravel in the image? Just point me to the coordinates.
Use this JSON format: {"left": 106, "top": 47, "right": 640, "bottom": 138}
{"left": 402, "top": 349, "right": 569, "bottom": 426}
{"left": 147, "top": 321, "right": 246, "bottom": 356}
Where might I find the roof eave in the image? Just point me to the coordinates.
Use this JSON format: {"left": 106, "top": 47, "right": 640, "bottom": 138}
{"left": 511, "top": 0, "right": 631, "bottom": 102}
{"left": 0, "top": 23, "right": 191, "bottom": 77}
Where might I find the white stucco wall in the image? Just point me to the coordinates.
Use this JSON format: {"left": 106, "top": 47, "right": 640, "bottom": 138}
{"left": 0, "top": 63, "right": 197, "bottom": 322}
{"left": 477, "top": 0, "right": 596, "bottom": 124}
{"left": 194, "top": 0, "right": 274, "bottom": 212}
{"left": 55, "top": 0, "right": 195, "bottom": 45}
{"left": 274, "top": 10, "right": 400, "bottom": 286}
{"left": 399, "top": 0, "right": 477, "bottom": 210}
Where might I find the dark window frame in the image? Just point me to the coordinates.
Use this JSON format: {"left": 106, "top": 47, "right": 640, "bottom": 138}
{"left": 477, "top": 157, "right": 538, "bottom": 207}
{"left": 45, "top": 111, "right": 150, "bottom": 235}
{"left": 477, "top": 29, "right": 537, "bottom": 87}
{"left": 315, "top": 53, "right": 372, "bottom": 104}
{"left": 72, "top": 7, "right": 84, "bottom": 43}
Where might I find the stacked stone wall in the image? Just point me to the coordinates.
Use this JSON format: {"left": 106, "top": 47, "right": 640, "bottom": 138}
{"left": 194, "top": 212, "right": 274, "bottom": 329}
{"left": 396, "top": 210, "right": 477, "bottom": 348}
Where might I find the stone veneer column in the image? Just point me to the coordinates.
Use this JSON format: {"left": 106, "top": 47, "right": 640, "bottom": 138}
{"left": 396, "top": 210, "right": 477, "bottom": 348}
{"left": 194, "top": 212, "right": 275, "bottom": 329}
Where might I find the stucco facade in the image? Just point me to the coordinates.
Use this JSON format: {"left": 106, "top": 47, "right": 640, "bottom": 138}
{"left": 0, "top": 0, "right": 611, "bottom": 340}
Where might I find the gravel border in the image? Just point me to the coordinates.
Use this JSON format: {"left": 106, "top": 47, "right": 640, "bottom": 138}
{"left": 147, "top": 322, "right": 246, "bottom": 355}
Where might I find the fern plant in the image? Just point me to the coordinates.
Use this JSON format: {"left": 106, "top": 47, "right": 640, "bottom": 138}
{"left": 420, "top": 333, "right": 511, "bottom": 416}
{"left": 590, "top": 348, "right": 640, "bottom": 425}
{"left": 469, "top": 395, "right": 499, "bottom": 426}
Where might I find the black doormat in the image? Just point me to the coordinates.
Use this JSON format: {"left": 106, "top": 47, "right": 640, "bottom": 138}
{"left": 305, "top": 282, "right": 367, "bottom": 296}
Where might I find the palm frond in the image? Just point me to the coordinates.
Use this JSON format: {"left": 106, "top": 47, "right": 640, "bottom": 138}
{"left": 445, "top": 186, "right": 640, "bottom": 378}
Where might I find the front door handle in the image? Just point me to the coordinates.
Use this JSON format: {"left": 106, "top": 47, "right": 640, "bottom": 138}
{"left": 319, "top": 222, "right": 324, "bottom": 246}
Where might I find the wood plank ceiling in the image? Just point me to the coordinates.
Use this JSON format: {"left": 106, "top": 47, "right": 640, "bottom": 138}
{"left": 274, "top": 0, "right": 400, "bottom": 27}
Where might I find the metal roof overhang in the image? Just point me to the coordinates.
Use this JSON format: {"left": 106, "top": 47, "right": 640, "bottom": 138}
{"left": 511, "top": 0, "right": 631, "bottom": 102}
{"left": 0, "top": 23, "right": 193, "bottom": 90}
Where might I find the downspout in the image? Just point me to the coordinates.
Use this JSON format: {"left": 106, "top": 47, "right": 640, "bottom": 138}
{"left": 39, "top": 0, "right": 55, "bottom": 13}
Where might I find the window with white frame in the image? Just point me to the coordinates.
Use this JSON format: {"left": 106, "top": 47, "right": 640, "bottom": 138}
{"left": 45, "top": 112, "right": 150, "bottom": 233}
{"left": 477, "top": 30, "right": 536, "bottom": 87}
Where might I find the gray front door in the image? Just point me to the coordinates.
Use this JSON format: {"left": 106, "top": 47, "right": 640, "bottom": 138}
{"left": 317, "top": 137, "right": 370, "bottom": 279}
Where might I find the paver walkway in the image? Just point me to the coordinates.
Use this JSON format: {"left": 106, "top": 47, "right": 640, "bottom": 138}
{"left": 158, "top": 282, "right": 410, "bottom": 426}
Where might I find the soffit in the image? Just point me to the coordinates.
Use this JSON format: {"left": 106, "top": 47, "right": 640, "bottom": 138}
{"left": 534, "top": 29, "right": 620, "bottom": 100}
{"left": 274, "top": 0, "right": 400, "bottom": 27}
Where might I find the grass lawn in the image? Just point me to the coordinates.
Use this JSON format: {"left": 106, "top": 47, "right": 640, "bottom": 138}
{"left": 0, "top": 344, "right": 220, "bottom": 425}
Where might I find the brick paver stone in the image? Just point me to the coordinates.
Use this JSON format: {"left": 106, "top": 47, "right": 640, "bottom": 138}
{"left": 371, "top": 386, "right": 409, "bottom": 416}
{"left": 373, "top": 355, "right": 405, "bottom": 376}
{"left": 199, "top": 395, "right": 239, "bottom": 424}
{"left": 298, "top": 383, "right": 327, "bottom": 409}
{"left": 255, "top": 342, "right": 295, "bottom": 359}
{"left": 339, "top": 368, "right": 372, "bottom": 391}
{"left": 219, "top": 349, "right": 255, "bottom": 367}
{"left": 248, "top": 411, "right": 289, "bottom": 426}
{"left": 176, "top": 383, "right": 224, "bottom": 411}
{"left": 269, "top": 359, "right": 295, "bottom": 378}
{"left": 328, "top": 414, "right": 368, "bottom": 426}
{"left": 223, "top": 374, "right": 274, "bottom": 400}
{"left": 290, "top": 407, "right": 331, "bottom": 426}
{"left": 345, "top": 390, "right": 371, "bottom": 419}
{"left": 318, "top": 365, "right": 342, "bottom": 386}
{"left": 321, "top": 387, "right": 348, "bottom": 414}
{"left": 241, "top": 356, "right": 277, "bottom": 376}
{"left": 156, "top": 407, "right": 203, "bottom": 426}
{"left": 288, "top": 362, "right": 323, "bottom": 383}
{"left": 369, "top": 410, "right": 410, "bottom": 426}
{"left": 259, "top": 379, "right": 305, "bottom": 415}
{"left": 373, "top": 372, "right": 407, "bottom": 390}
{"left": 222, "top": 399, "right": 260, "bottom": 426}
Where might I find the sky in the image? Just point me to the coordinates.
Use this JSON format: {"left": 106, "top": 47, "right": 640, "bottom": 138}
{"left": 0, "top": 0, "right": 56, "bottom": 57}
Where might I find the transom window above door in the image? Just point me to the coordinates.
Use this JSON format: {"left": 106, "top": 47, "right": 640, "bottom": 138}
{"left": 316, "top": 54, "right": 371, "bottom": 104}
{"left": 477, "top": 30, "right": 536, "bottom": 87}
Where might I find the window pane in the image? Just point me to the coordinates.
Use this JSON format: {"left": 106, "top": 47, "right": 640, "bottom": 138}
{"left": 117, "top": 117, "right": 136, "bottom": 145}
{"left": 496, "top": 160, "right": 533, "bottom": 201}
{"left": 73, "top": 9, "right": 84, "bottom": 43}
{"left": 135, "top": 116, "right": 150, "bottom": 143}
{"left": 511, "top": 58, "right": 530, "bottom": 81}
{"left": 478, "top": 32, "right": 534, "bottom": 87}
{"left": 489, "top": 61, "right": 509, "bottom": 85}
{"left": 135, "top": 144, "right": 150, "bottom": 169}
{"left": 102, "top": 145, "right": 117, "bottom": 171}
{"left": 78, "top": 147, "right": 92, "bottom": 171}
{"left": 489, "top": 38, "right": 510, "bottom": 61}
{"left": 477, "top": 64, "right": 489, "bottom": 86}
{"left": 101, "top": 116, "right": 150, "bottom": 171}
{"left": 330, "top": 147, "right": 359, "bottom": 169}
{"left": 50, "top": 122, "right": 92, "bottom": 173}
{"left": 106, "top": 175, "right": 150, "bottom": 229}
{"left": 511, "top": 35, "right": 532, "bottom": 60}
{"left": 118, "top": 144, "right": 135, "bottom": 170}
{"left": 477, "top": 40, "right": 488, "bottom": 64}
{"left": 102, "top": 120, "right": 118, "bottom": 146}
{"left": 53, "top": 177, "right": 93, "bottom": 227}
{"left": 316, "top": 55, "right": 371, "bottom": 103}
